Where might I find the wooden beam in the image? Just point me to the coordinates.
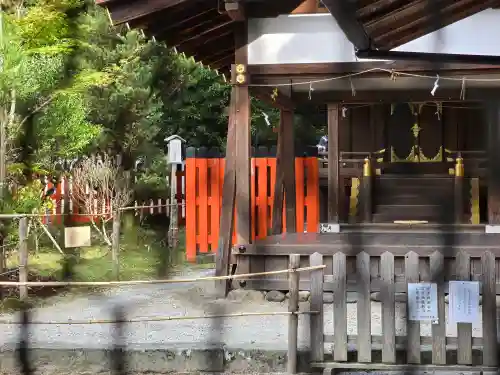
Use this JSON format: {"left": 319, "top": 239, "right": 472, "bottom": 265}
{"left": 225, "top": 1, "right": 246, "bottom": 21}
{"left": 105, "top": 0, "right": 190, "bottom": 25}
{"left": 203, "top": 47, "right": 235, "bottom": 66}
{"left": 147, "top": 6, "right": 216, "bottom": 37}
{"left": 247, "top": 61, "right": 500, "bottom": 77}
{"left": 188, "top": 33, "right": 234, "bottom": 60}
{"left": 178, "top": 30, "right": 233, "bottom": 56}
{"left": 282, "top": 109, "right": 297, "bottom": 233}
{"left": 169, "top": 14, "right": 231, "bottom": 46}
{"left": 377, "top": 0, "right": 497, "bottom": 49}
{"left": 327, "top": 104, "right": 340, "bottom": 223}
{"left": 321, "top": 0, "right": 371, "bottom": 50}
{"left": 365, "top": 0, "right": 437, "bottom": 34}
{"left": 291, "top": 88, "right": 500, "bottom": 104}
{"left": 488, "top": 102, "right": 500, "bottom": 225}
{"left": 271, "top": 112, "right": 286, "bottom": 235}
{"left": 209, "top": 55, "right": 234, "bottom": 72}
{"left": 356, "top": 0, "right": 401, "bottom": 20}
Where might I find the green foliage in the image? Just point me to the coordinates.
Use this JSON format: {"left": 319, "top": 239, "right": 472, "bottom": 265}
{"left": 13, "top": 180, "right": 54, "bottom": 214}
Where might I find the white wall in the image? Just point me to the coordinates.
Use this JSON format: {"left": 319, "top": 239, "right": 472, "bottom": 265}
{"left": 247, "top": 9, "right": 500, "bottom": 65}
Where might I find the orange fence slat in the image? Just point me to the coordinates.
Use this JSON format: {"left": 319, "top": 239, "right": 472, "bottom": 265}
{"left": 250, "top": 157, "right": 256, "bottom": 241}
{"left": 305, "top": 156, "right": 320, "bottom": 232}
{"left": 268, "top": 157, "right": 277, "bottom": 233}
{"left": 185, "top": 157, "right": 197, "bottom": 261}
{"left": 295, "top": 158, "right": 305, "bottom": 233}
{"left": 197, "top": 158, "right": 209, "bottom": 253}
{"left": 255, "top": 158, "right": 269, "bottom": 239}
{"left": 209, "top": 158, "right": 221, "bottom": 252}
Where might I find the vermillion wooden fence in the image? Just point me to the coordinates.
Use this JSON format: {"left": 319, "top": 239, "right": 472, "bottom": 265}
{"left": 39, "top": 174, "right": 186, "bottom": 225}
{"left": 185, "top": 146, "right": 320, "bottom": 261}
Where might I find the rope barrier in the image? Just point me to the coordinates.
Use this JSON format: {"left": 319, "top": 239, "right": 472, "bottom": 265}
{"left": 0, "top": 265, "right": 326, "bottom": 287}
{"left": 0, "top": 311, "right": 319, "bottom": 325}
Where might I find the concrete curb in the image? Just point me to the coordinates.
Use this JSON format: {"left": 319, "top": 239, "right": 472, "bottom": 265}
{"left": 0, "top": 347, "right": 312, "bottom": 374}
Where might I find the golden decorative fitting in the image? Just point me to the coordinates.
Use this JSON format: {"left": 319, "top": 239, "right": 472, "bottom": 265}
{"left": 363, "top": 157, "right": 371, "bottom": 177}
{"left": 455, "top": 156, "right": 464, "bottom": 177}
{"left": 235, "top": 64, "right": 246, "bottom": 74}
{"left": 236, "top": 73, "right": 246, "bottom": 84}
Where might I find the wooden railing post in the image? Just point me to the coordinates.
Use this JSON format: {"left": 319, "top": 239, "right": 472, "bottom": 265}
{"left": 288, "top": 254, "right": 300, "bottom": 374}
{"left": 18, "top": 217, "right": 28, "bottom": 300}
{"left": 454, "top": 156, "right": 464, "bottom": 223}
{"left": 309, "top": 252, "right": 324, "bottom": 362}
{"left": 361, "top": 157, "right": 373, "bottom": 222}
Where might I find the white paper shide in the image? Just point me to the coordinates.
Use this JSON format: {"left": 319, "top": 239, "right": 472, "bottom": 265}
{"left": 448, "top": 281, "right": 480, "bottom": 324}
{"left": 407, "top": 283, "right": 438, "bottom": 321}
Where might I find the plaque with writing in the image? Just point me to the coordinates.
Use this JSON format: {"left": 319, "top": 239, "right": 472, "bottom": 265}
{"left": 449, "top": 281, "right": 480, "bottom": 324}
{"left": 407, "top": 283, "right": 438, "bottom": 321}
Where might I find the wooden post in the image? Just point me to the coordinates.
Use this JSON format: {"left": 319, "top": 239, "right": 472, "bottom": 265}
{"left": 216, "top": 85, "right": 237, "bottom": 296}
{"left": 361, "top": 157, "right": 372, "bottom": 222}
{"left": 234, "top": 22, "right": 251, "bottom": 245}
{"left": 309, "top": 252, "right": 324, "bottom": 362}
{"left": 454, "top": 156, "right": 464, "bottom": 223}
{"left": 287, "top": 254, "right": 300, "bottom": 374}
{"left": 327, "top": 104, "right": 339, "bottom": 223}
{"left": 272, "top": 112, "right": 285, "bottom": 235}
{"left": 18, "top": 217, "right": 28, "bottom": 300}
{"left": 168, "top": 165, "right": 178, "bottom": 250}
{"left": 111, "top": 208, "right": 121, "bottom": 280}
{"left": 488, "top": 101, "right": 500, "bottom": 225}
{"left": 272, "top": 107, "right": 296, "bottom": 234}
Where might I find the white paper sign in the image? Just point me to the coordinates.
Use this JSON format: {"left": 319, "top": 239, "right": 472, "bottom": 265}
{"left": 449, "top": 281, "right": 480, "bottom": 324}
{"left": 407, "top": 283, "right": 438, "bottom": 321}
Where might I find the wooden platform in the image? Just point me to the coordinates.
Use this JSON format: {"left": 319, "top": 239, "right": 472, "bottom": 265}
{"left": 233, "top": 224, "right": 500, "bottom": 291}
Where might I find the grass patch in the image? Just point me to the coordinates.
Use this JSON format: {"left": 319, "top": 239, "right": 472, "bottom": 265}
{"left": 0, "top": 226, "right": 209, "bottom": 312}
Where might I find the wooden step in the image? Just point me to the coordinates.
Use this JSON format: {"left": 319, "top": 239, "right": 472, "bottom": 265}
{"left": 376, "top": 176, "right": 454, "bottom": 188}
{"left": 376, "top": 186, "right": 452, "bottom": 198}
{"left": 375, "top": 204, "right": 442, "bottom": 216}
{"left": 372, "top": 211, "right": 452, "bottom": 223}
{"left": 375, "top": 195, "right": 444, "bottom": 205}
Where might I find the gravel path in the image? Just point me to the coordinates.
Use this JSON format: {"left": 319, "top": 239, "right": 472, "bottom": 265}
{"left": 0, "top": 268, "right": 488, "bottom": 351}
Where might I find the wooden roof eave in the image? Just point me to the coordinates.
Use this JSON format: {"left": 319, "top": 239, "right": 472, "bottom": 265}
{"left": 98, "top": 0, "right": 191, "bottom": 25}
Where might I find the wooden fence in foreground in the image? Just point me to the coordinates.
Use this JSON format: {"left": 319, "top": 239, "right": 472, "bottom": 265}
{"left": 185, "top": 146, "right": 320, "bottom": 261}
{"left": 307, "top": 250, "right": 498, "bottom": 374}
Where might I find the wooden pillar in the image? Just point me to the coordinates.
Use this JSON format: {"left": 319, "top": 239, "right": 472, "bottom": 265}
{"left": 454, "top": 156, "right": 464, "bottom": 224}
{"left": 234, "top": 22, "right": 251, "bottom": 245}
{"left": 272, "top": 107, "right": 296, "bottom": 234}
{"left": 215, "top": 23, "right": 251, "bottom": 296}
{"left": 215, "top": 86, "right": 237, "bottom": 296}
{"left": 488, "top": 102, "right": 500, "bottom": 225}
{"left": 327, "top": 104, "right": 340, "bottom": 224}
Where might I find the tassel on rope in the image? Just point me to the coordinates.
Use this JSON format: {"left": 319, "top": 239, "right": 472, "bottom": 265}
{"left": 460, "top": 77, "right": 467, "bottom": 100}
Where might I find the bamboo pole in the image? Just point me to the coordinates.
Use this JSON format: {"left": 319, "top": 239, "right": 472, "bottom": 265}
{"left": 288, "top": 254, "right": 300, "bottom": 374}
